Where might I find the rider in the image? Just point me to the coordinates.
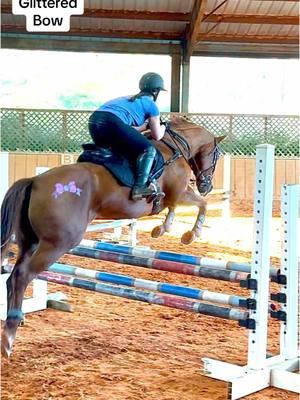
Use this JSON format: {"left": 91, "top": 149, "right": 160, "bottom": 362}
{"left": 88, "top": 72, "right": 166, "bottom": 201}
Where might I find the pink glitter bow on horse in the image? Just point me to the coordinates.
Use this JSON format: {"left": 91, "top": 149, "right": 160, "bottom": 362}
{"left": 52, "top": 181, "right": 82, "bottom": 199}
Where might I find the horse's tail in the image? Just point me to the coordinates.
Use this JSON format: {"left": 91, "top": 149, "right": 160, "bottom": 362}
{"left": 1, "top": 178, "right": 34, "bottom": 261}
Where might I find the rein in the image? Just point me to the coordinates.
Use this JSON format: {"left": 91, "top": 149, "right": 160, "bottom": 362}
{"left": 164, "top": 125, "right": 191, "bottom": 160}
{"left": 149, "top": 126, "right": 185, "bottom": 180}
{"left": 151, "top": 123, "right": 220, "bottom": 184}
{"left": 160, "top": 123, "right": 191, "bottom": 165}
{"left": 158, "top": 123, "right": 221, "bottom": 185}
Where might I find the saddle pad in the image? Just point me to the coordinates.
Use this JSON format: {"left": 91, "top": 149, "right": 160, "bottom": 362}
{"left": 77, "top": 144, "right": 165, "bottom": 188}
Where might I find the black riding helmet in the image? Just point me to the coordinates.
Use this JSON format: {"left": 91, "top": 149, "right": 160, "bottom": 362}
{"left": 139, "top": 72, "right": 166, "bottom": 101}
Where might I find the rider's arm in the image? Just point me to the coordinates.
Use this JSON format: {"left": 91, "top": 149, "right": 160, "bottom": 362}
{"left": 133, "top": 122, "right": 148, "bottom": 132}
{"left": 148, "top": 116, "right": 165, "bottom": 140}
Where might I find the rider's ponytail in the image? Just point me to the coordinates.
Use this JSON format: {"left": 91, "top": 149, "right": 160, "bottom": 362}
{"left": 129, "top": 90, "right": 154, "bottom": 102}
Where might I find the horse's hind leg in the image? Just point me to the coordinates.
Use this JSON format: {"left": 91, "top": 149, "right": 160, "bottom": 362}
{"left": 1, "top": 240, "right": 74, "bottom": 358}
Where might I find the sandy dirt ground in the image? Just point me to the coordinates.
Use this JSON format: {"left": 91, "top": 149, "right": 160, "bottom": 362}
{"left": 1, "top": 201, "right": 297, "bottom": 400}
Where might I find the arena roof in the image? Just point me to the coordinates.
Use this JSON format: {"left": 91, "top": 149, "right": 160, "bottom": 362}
{"left": 1, "top": 0, "right": 299, "bottom": 58}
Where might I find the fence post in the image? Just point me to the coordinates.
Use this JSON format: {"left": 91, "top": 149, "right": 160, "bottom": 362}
{"left": 228, "top": 115, "right": 233, "bottom": 153}
{"left": 19, "top": 109, "right": 25, "bottom": 150}
{"left": 264, "top": 116, "right": 268, "bottom": 143}
{"left": 62, "top": 111, "right": 68, "bottom": 153}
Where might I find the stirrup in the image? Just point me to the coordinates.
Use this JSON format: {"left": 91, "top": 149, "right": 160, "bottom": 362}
{"left": 146, "top": 182, "right": 165, "bottom": 203}
{"left": 131, "top": 184, "right": 156, "bottom": 201}
{"left": 131, "top": 182, "right": 165, "bottom": 202}
{"left": 147, "top": 191, "right": 165, "bottom": 204}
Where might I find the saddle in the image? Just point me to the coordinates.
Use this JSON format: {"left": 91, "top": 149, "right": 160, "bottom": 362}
{"left": 77, "top": 143, "right": 165, "bottom": 189}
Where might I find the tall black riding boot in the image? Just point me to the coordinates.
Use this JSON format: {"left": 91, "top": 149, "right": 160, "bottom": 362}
{"left": 131, "top": 147, "right": 164, "bottom": 201}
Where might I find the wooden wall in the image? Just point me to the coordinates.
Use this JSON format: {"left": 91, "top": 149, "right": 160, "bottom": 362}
{"left": 8, "top": 153, "right": 76, "bottom": 184}
{"left": 5, "top": 152, "right": 300, "bottom": 201}
{"left": 230, "top": 158, "right": 299, "bottom": 199}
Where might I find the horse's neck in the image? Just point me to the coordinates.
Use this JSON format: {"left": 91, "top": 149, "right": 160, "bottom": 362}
{"left": 174, "top": 128, "right": 201, "bottom": 158}
{"left": 155, "top": 140, "right": 174, "bottom": 158}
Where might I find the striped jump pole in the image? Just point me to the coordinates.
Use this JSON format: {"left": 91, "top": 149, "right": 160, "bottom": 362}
{"left": 69, "top": 246, "right": 249, "bottom": 283}
{"left": 86, "top": 219, "right": 135, "bottom": 232}
{"left": 45, "top": 262, "right": 249, "bottom": 308}
{"left": 4, "top": 265, "right": 249, "bottom": 323}
{"left": 80, "top": 239, "right": 278, "bottom": 277}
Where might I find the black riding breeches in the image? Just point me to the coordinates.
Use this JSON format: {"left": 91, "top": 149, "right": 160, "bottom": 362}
{"left": 88, "top": 111, "right": 153, "bottom": 161}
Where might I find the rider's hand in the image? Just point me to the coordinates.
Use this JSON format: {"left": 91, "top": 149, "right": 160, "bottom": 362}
{"left": 133, "top": 122, "right": 148, "bottom": 132}
{"left": 159, "top": 124, "right": 166, "bottom": 138}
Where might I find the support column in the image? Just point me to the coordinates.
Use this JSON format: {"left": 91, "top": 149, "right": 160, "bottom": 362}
{"left": 181, "top": 57, "right": 190, "bottom": 113}
{"left": 170, "top": 53, "right": 181, "bottom": 112}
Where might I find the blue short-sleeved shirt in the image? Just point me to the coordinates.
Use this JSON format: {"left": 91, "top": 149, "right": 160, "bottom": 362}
{"left": 97, "top": 95, "right": 159, "bottom": 126}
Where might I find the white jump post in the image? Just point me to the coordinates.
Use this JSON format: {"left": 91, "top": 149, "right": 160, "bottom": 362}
{"left": 280, "top": 185, "right": 299, "bottom": 361}
{"left": 271, "top": 184, "right": 299, "bottom": 393}
{"left": 248, "top": 144, "right": 274, "bottom": 370}
{"left": 202, "top": 145, "right": 299, "bottom": 399}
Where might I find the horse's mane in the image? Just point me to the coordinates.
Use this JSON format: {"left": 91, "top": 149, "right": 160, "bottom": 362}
{"left": 169, "top": 115, "right": 199, "bottom": 131}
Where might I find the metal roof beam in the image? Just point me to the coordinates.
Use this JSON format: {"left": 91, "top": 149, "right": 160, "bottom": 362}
{"left": 1, "top": 34, "right": 182, "bottom": 54}
{"left": 185, "top": 0, "right": 208, "bottom": 60}
{"left": 82, "top": 9, "right": 190, "bottom": 21}
{"left": 204, "top": 14, "right": 299, "bottom": 25}
{"left": 0, "top": 5, "right": 190, "bottom": 21}
{"left": 197, "top": 33, "right": 299, "bottom": 45}
{"left": 2, "top": 25, "right": 184, "bottom": 41}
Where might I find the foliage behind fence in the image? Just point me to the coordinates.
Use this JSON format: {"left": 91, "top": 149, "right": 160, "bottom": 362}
{"left": 1, "top": 108, "right": 299, "bottom": 157}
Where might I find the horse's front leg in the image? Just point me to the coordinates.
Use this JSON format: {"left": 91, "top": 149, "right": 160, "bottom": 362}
{"left": 151, "top": 207, "right": 175, "bottom": 238}
{"left": 179, "top": 185, "right": 207, "bottom": 245}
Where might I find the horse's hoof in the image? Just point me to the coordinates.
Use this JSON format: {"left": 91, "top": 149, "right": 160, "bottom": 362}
{"left": 181, "top": 231, "right": 196, "bottom": 245}
{"left": 151, "top": 225, "right": 165, "bottom": 238}
{"left": 1, "top": 331, "right": 13, "bottom": 358}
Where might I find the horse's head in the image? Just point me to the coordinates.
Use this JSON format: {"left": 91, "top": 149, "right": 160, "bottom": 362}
{"left": 168, "top": 116, "right": 226, "bottom": 196}
{"left": 190, "top": 134, "right": 226, "bottom": 196}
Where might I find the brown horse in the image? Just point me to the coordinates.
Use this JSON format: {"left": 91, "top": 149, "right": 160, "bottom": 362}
{"left": 1, "top": 115, "right": 225, "bottom": 358}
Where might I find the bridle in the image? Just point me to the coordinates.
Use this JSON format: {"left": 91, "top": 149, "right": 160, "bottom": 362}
{"left": 162, "top": 123, "right": 221, "bottom": 193}
{"left": 189, "top": 138, "right": 221, "bottom": 185}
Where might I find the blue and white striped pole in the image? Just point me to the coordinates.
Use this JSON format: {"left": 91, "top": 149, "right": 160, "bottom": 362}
{"left": 79, "top": 239, "right": 278, "bottom": 277}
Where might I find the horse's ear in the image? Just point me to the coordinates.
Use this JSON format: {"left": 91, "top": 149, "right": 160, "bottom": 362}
{"left": 216, "top": 135, "right": 226, "bottom": 143}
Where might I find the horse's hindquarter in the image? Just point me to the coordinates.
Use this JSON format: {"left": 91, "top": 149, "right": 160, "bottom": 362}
{"left": 28, "top": 163, "right": 97, "bottom": 242}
